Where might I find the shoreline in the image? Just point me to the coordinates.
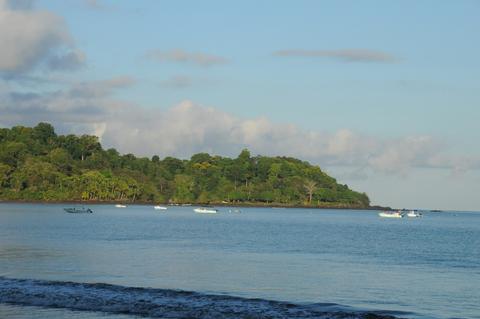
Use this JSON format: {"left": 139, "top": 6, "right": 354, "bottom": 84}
{"left": 0, "top": 199, "right": 390, "bottom": 211}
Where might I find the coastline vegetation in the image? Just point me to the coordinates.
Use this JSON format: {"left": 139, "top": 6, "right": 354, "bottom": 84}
{"left": 0, "top": 123, "right": 370, "bottom": 208}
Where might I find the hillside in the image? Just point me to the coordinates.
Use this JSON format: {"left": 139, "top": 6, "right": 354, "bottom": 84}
{"left": 0, "top": 123, "right": 370, "bottom": 208}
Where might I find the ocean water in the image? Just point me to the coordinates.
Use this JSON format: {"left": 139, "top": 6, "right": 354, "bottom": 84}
{"left": 0, "top": 203, "right": 478, "bottom": 319}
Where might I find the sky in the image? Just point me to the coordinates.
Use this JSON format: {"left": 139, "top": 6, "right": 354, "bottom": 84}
{"left": 0, "top": 0, "right": 479, "bottom": 211}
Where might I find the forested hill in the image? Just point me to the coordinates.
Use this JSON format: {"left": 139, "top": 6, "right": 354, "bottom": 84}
{"left": 0, "top": 123, "right": 370, "bottom": 208}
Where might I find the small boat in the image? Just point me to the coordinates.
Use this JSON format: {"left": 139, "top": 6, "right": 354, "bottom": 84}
{"left": 194, "top": 207, "right": 218, "bottom": 214}
{"left": 406, "top": 210, "right": 422, "bottom": 218}
{"left": 154, "top": 205, "right": 167, "bottom": 210}
{"left": 378, "top": 211, "right": 403, "bottom": 218}
{"left": 64, "top": 207, "right": 93, "bottom": 214}
{"left": 115, "top": 204, "right": 127, "bottom": 208}
{"left": 229, "top": 209, "right": 242, "bottom": 213}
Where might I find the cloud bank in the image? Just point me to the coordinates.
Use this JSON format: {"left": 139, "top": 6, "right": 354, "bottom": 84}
{"left": 0, "top": 0, "right": 84, "bottom": 76}
{"left": 1, "top": 79, "right": 477, "bottom": 177}
{"left": 273, "top": 49, "right": 397, "bottom": 63}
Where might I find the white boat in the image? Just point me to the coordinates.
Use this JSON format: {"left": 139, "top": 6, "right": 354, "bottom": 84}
{"left": 228, "top": 209, "right": 241, "bottom": 213}
{"left": 406, "top": 210, "right": 422, "bottom": 218}
{"left": 194, "top": 207, "right": 218, "bottom": 214}
{"left": 378, "top": 211, "right": 403, "bottom": 218}
{"left": 64, "top": 207, "right": 93, "bottom": 214}
{"left": 115, "top": 204, "right": 127, "bottom": 208}
{"left": 154, "top": 205, "right": 167, "bottom": 210}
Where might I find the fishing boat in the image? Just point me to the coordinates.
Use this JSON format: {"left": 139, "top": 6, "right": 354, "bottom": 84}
{"left": 378, "top": 211, "right": 403, "bottom": 218}
{"left": 154, "top": 205, "right": 167, "bottom": 210}
{"left": 64, "top": 207, "right": 93, "bottom": 214}
{"left": 115, "top": 204, "right": 127, "bottom": 208}
{"left": 194, "top": 207, "right": 218, "bottom": 214}
{"left": 406, "top": 210, "right": 422, "bottom": 218}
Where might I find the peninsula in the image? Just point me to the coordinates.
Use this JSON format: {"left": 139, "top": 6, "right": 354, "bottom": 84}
{"left": 0, "top": 123, "right": 370, "bottom": 208}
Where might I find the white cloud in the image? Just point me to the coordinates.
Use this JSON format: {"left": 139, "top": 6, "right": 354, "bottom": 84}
{"left": 0, "top": 0, "right": 84, "bottom": 75}
{"left": 146, "top": 49, "right": 227, "bottom": 67}
{"left": 273, "top": 49, "right": 398, "bottom": 63}
{"left": 68, "top": 76, "right": 135, "bottom": 98}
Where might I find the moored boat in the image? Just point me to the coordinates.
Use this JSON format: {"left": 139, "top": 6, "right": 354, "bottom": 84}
{"left": 407, "top": 210, "right": 422, "bottom": 218}
{"left": 378, "top": 211, "right": 403, "bottom": 218}
{"left": 64, "top": 207, "right": 93, "bottom": 214}
{"left": 194, "top": 207, "right": 218, "bottom": 214}
{"left": 115, "top": 204, "right": 127, "bottom": 208}
{"left": 154, "top": 205, "right": 167, "bottom": 210}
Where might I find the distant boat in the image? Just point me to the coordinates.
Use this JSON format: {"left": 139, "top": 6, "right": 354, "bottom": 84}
{"left": 379, "top": 211, "right": 403, "bottom": 218}
{"left": 194, "top": 207, "right": 218, "bottom": 214}
{"left": 64, "top": 207, "right": 93, "bottom": 214}
{"left": 154, "top": 205, "right": 167, "bottom": 210}
{"left": 406, "top": 210, "right": 422, "bottom": 218}
{"left": 229, "top": 209, "right": 242, "bottom": 213}
{"left": 115, "top": 204, "right": 127, "bottom": 208}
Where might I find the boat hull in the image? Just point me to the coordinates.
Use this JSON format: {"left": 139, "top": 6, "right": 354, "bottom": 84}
{"left": 194, "top": 208, "right": 218, "bottom": 214}
{"left": 64, "top": 208, "right": 92, "bottom": 214}
{"left": 407, "top": 212, "right": 422, "bottom": 218}
{"left": 378, "top": 212, "right": 403, "bottom": 218}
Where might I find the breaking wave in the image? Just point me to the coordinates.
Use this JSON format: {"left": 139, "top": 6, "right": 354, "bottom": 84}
{"left": 0, "top": 277, "right": 404, "bottom": 318}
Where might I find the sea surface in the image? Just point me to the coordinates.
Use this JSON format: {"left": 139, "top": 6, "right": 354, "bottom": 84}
{"left": 0, "top": 203, "right": 479, "bottom": 319}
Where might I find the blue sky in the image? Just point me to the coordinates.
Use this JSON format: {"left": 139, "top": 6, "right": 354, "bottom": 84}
{"left": 1, "top": 0, "right": 479, "bottom": 210}
{"left": 56, "top": 0, "right": 479, "bottom": 143}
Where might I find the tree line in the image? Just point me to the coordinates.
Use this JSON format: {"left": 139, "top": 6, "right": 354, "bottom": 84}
{"left": 0, "top": 123, "right": 370, "bottom": 208}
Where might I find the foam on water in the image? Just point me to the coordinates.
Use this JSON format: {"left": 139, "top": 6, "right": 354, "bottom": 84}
{"left": 0, "top": 277, "right": 403, "bottom": 319}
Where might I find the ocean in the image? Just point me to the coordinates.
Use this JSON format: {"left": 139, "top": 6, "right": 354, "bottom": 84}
{"left": 0, "top": 203, "right": 478, "bottom": 319}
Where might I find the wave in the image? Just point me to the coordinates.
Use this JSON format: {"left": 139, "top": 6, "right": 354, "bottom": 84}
{"left": 0, "top": 277, "right": 403, "bottom": 318}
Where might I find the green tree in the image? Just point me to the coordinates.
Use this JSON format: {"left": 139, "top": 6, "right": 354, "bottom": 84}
{"left": 48, "top": 148, "right": 73, "bottom": 173}
{"left": 173, "top": 174, "right": 195, "bottom": 203}
{"left": 32, "top": 122, "right": 56, "bottom": 144}
{"left": 0, "top": 163, "right": 11, "bottom": 187}
{"left": 0, "top": 142, "right": 28, "bottom": 167}
{"left": 190, "top": 152, "right": 212, "bottom": 164}
{"left": 78, "top": 135, "right": 101, "bottom": 161}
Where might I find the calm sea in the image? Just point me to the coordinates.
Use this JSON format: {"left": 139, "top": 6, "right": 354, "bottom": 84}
{"left": 0, "top": 204, "right": 478, "bottom": 319}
